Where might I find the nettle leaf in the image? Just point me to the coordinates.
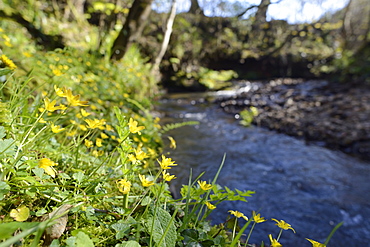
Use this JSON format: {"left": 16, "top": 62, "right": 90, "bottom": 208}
{"left": 145, "top": 207, "right": 176, "bottom": 247}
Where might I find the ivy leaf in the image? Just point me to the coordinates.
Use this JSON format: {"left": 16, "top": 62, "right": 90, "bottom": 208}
{"left": 145, "top": 207, "right": 176, "bottom": 247}
{"left": 10, "top": 205, "right": 30, "bottom": 222}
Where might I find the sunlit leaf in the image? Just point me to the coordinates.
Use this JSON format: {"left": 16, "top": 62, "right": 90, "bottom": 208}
{"left": 10, "top": 206, "right": 30, "bottom": 222}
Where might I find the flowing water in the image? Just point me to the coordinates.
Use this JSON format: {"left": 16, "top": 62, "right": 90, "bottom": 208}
{"left": 156, "top": 90, "right": 370, "bottom": 247}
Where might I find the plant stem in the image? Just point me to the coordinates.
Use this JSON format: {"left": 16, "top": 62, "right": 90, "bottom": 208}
{"left": 244, "top": 222, "right": 256, "bottom": 247}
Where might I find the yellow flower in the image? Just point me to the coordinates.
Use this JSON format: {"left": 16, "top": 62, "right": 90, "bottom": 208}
{"left": 269, "top": 234, "right": 282, "bottom": 247}
{"left": 54, "top": 85, "right": 66, "bottom": 97}
{"left": 100, "top": 132, "right": 109, "bottom": 139}
{"left": 64, "top": 88, "right": 88, "bottom": 106}
{"left": 38, "top": 158, "right": 57, "bottom": 178}
{"left": 135, "top": 147, "right": 148, "bottom": 160}
{"left": 252, "top": 211, "right": 267, "bottom": 223}
{"left": 128, "top": 118, "right": 145, "bottom": 134}
{"left": 306, "top": 238, "right": 326, "bottom": 247}
{"left": 205, "top": 201, "right": 216, "bottom": 210}
{"left": 79, "top": 124, "right": 87, "bottom": 131}
{"left": 128, "top": 154, "right": 137, "bottom": 163}
{"left": 228, "top": 210, "right": 248, "bottom": 221}
{"left": 67, "top": 130, "right": 77, "bottom": 136}
{"left": 51, "top": 123, "right": 65, "bottom": 133}
{"left": 271, "top": 218, "right": 296, "bottom": 233}
{"left": 96, "top": 138, "right": 103, "bottom": 147}
{"left": 116, "top": 178, "right": 131, "bottom": 194}
{"left": 197, "top": 180, "right": 213, "bottom": 191}
{"left": 85, "top": 118, "right": 106, "bottom": 129}
{"left": 80, "top": 109, "right": 90, "bottom": 117}
{"left": 158, "top": 155, "right": 177, "bottom": 170}
{"left": 0, "top": 54, "right": 17, "bottom": 70}
{"left": 162, "top": 170, "right": 176, "bottom": 182}
{"left": 105, "top": 125, "right": 114, "bottom": 131}
{"left": 39, "top": 118, "right": 47, "bottom": 124}
{"left": 44, "top": 98, "right": 67, "bottom": 112}
{"left": 168, "top": 136, "right": 176, "bottom": 149}
{"left": 139, "top": 174, "right": 154, "bottom": 187}
{"left": 92, "top": 150, "right": 104, "bottom": 157}
{"left": 84, "top": 139, "right": 93, "bottom": 148}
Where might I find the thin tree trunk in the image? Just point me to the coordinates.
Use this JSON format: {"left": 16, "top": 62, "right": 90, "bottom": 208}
{"left": 110, "top": 0, "right": 153, "bottom": 60}
{"left": 151, "top": 0, "right": 177, "bottom": 78}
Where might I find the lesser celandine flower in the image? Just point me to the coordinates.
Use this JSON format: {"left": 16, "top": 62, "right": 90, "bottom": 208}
{"left": 306, "top": 238, "right": 326, "bottom": 247}
{"left": 128, "top": 118, "right": 145, "bottom": 134}
{"left": 162, "top": 170, "right": 176, "bottom": 182}
{"left": 158, "top": 155, "right": 177, "bottom": 170}
{"left": 100, "top": 132, "right": 109, "bottom": 139}
{"left": 205, "top": 201, "right": 216, "bottom": 210}
{"left": 84, "top": 139, "right": 93, "bottom": 148}
{"left": 38, "top": 158, "right": 57, "bottom": 178}
{"left": 269, "top": 234, "right": 282, "bottom": 247}
{"left": 80, "top": 108, "right": 90, "bottom": 117}
{"left": 54, "top": 85, "right": 66, "bottom": 97}
{"left": 228, "top": 210, "right": 248, "bottom": 221}
{"left": 197, "top": 180, "right": 213, "bottom": 191}
{"left": 44, "top": 98, "right": 67, "bottom": 112}
{"left": 252, "top": 211, "right": 267, "bottom": 223}
{"left": 271, "top": 218, "right": 296, "bottom": 233}
{"left": 139, "top": 174, "right": 154, "bottom": 187}
{"left": 64, "top": 88, "right": 88, "bottom": 106}
{"left": 134, "top": 147, "right": 148, "bottom": 160}
{"left": 50, "top": 123, "right": 65, "bottom": 133}
{"left": 0, "top": 54, "right": 17, "bottom": 70}
{"left": 85, "top": 118, "right": 106, "bottom": 129}
{"left": 116, "top": 179, "right": 131, "bottom": 194}
{"left": 168, "top": 136, "right": 176, "bottom": 149}
{"left": 96, "top": 138, "right": 103, "bottom": 147}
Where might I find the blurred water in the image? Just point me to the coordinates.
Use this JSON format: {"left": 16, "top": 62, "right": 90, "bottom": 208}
{"left": 156, "top": 93, "right": 370, "bottom": 247}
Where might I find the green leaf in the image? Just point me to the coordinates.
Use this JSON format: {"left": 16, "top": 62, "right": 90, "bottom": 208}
{"left": 145, "top": 207, "right": 176, "bottom": 247}
{"left": 115, "top": 240, "right": 141, "bottom": 247}
{"left": 75, "top": 231, "right": 94, "bottom": 247}
{"left": 0, "top": 181, "right": 10, "bottom": 200}
{"left": 0, "top": 222, "right": 39, "bottom": 240}
{"left": 73, "top": 172, "right": 85, "bottom": 183}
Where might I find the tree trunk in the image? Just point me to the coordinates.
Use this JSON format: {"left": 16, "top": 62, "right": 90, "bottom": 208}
{"left": 151, "top": 0, "right": 177, "bottom": 78}
{"left": 251, "top": 0, "right": 270, "bottom": 32}
{"left": 188, "top": 0, "right": 204, "bottom": 16}
{"left": 110, "top": 0, "right": 153, "bottom": 60}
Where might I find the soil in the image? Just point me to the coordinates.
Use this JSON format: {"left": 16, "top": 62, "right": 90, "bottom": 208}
{"left": 216, "top": 78, "right": 370, "bottom": 161}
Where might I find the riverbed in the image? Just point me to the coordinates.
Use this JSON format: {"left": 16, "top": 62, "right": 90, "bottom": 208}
{"left": 156, "top": 90, "right": 370, "bottom": 247}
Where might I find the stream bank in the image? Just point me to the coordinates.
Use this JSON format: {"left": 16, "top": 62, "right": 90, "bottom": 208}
{"left": 216, "top": 79, "right": 370, "bottom": 161}
{"left": 157, "top": 90, "right": 370, "bottom": 246}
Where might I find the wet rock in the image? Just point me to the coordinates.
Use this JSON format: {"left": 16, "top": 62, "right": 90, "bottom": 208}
{"left": 217, "top": 79, "right": 370, "bottom": 160}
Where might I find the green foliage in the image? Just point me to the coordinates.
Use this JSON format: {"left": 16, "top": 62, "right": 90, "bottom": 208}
{"left": 0, "top": 4, "right": 345, "bottom": 246}
{"left": 161, "top": 121, "right": 199, "bottom": 133}
{"left": 239, "top": 106, "right": 259, "bottom": 127}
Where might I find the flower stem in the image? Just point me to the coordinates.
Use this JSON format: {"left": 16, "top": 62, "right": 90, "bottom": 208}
{"left": 244, "top": 222, "right": 256, "bottom": 246}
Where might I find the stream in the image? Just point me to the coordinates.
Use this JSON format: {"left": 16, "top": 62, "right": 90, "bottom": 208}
{"left": 156, "top": 89, "right": 370, "bottom": 247}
